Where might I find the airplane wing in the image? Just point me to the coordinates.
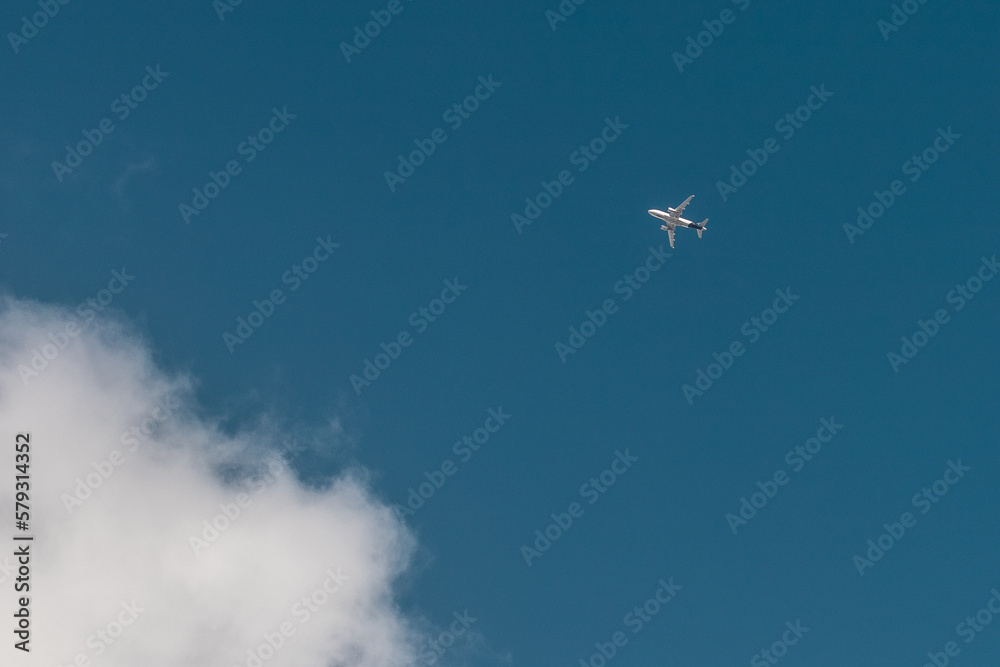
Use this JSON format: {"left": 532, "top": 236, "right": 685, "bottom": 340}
{"left": 661, "top": 224, "right": 676, "bottom": 248}
{"left": 673, "top": 195, "right": 694, "bottom": 217}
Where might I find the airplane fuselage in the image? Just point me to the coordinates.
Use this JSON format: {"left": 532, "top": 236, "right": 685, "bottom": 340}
{"left": 647, "top": 209, "right": 705, "bottom": 229}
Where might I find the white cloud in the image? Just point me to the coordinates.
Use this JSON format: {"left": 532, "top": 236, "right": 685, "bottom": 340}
{"left": 0, "top": 296, "right": 420, "bottom": 666}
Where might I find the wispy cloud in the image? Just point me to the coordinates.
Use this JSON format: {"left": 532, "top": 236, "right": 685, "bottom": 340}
{"left": 111, "top": 156, "right": 157, "bottom": 208}
{"left": 0, "top": 296, "right": 421, "bottom": 666}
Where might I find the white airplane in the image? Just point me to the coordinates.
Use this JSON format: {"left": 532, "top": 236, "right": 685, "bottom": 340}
{"left": 648, "top": 195, "right": 708, "bottom": 248}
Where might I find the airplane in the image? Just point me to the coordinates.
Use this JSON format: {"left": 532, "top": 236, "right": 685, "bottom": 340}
{"left": 647, "top": 195, "right": 708, "bottom": 248}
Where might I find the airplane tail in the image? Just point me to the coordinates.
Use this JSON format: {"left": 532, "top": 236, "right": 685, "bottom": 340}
{"left": 697, "top": 219, "right": 708, "bottom": 238}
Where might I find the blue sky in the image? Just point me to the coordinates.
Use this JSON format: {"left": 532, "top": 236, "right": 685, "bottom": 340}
{"left": 2, "top": 0, "right": 999, "bottom": 665}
